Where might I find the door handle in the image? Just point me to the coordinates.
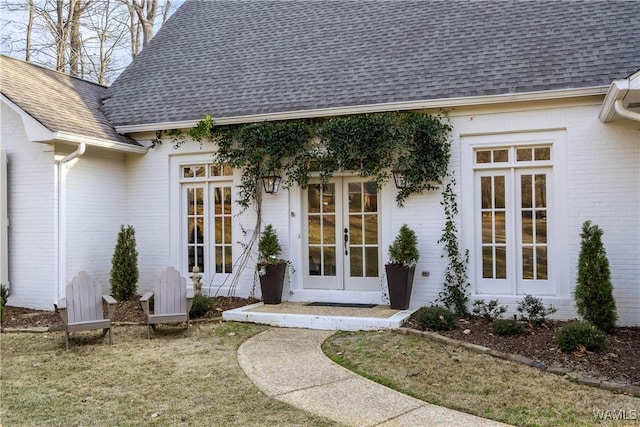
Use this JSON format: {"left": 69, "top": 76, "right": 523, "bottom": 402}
{"left": 343, "top": 228, "right": 349, "bottom": 255}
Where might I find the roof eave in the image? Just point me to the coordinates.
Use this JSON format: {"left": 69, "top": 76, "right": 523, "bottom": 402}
{"left": 52, "top": 131, "right": 148, "bottom": 154}
{"left": 115, "top": 86, "right": 609, "bottom": 134}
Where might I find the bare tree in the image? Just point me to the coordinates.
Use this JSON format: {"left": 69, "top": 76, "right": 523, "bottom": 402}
{"left": 1, "top": 0, "right": 180, "bottom": 82}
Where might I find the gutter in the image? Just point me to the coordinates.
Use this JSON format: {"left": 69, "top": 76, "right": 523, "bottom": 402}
{"left": 115, "top": 86, "right": 608, "bottom": 133}
{"left": 599, "top": 71, "right": 640, "bottom": 123}
{"left": 56, "top": 143, "right": 86, "bottom": 303}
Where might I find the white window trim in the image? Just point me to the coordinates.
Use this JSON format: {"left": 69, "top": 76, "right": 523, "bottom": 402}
{"left": 169, "top": 154, "right": 237, "bottom": 289}
{"left": 461, "top": 130, "right": 569, "bottom": 299}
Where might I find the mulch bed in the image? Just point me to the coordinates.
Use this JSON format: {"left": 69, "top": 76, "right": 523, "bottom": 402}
{"left": 1, "top": 296, "right": 257, "bottom": 329}
{"left": 406, "top": 316, "right": 640, "bottom": 386}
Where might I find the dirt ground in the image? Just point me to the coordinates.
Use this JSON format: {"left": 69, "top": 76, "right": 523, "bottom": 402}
{"left": 3, "top": 299, "right": 638, "bottom": 386}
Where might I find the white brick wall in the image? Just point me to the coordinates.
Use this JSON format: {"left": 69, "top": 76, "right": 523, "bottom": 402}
{"left": 126, "top": 102, "right": 638, "bottom": 326}
{"left": 64, "top": 150, "right": 128, "bottom": 293}
{"left": 1, "top": 102, "right": 57, "bottom": 309}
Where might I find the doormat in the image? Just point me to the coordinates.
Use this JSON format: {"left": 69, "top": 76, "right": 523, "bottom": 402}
{"left": 306, "top": 302, "right": 377, "bottom": 309}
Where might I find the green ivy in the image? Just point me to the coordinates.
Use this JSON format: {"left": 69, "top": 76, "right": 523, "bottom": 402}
{"left": 437, "top": 176, "right": 470, "bottom": 316}
{"left": 154, "top": 111, "right": 452, "bottom": 209}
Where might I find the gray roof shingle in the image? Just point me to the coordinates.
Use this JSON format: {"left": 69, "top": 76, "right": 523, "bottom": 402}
{"left": 0, "top": 55, "right": 137, "bottom": 146}
{"left": 103, "top": 0, "right": 640, "bottom": 128}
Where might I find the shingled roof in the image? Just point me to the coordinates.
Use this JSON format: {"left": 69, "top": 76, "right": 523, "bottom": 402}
{"left": 0, "top": 55, "right": 137, "bottom": 146}
{"left": 103, "top": 0, "right": 640, "bottom": 129}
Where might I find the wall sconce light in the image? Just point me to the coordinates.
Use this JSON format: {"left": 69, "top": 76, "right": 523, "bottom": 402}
{"left": 261, "top": 170, "right": 282, "bottom": 194}
{"left": 392, "top": 169, "right": 409, "bottom": 190}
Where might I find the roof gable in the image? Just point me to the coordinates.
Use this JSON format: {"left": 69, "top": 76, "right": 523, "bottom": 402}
{"left": 104, "top": 0, "right": 640, "bottom": 128}
{"left": 0, "top": 55, "right": 138, "bottom": 146}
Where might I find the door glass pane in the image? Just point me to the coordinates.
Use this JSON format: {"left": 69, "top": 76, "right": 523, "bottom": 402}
{"left": 521, "top": 211, "right": 533, "bottom": 244}
{"left": 364, "top": 214, "right": 378, "bottom": 244}
{"left": 365, "top": 246, "right": 379, "bottom": 277}
{"left": 516, "top": 148, "right": 532, "bottom": 162}
{"left": 323, "top": 184, "right": 335, "bottom": 213}
{"left": 349, "top": 215, "right": 363, "bottom": 244}
{"left": 522, "top": 246, "right": 534, "bottom": 279}
{"left": 534, "top": 147, "right": 551, "bottom": 161}
{"left": 493, "top": 149, "right": 508, "bottom": 163}
{"left": 521, "top": 175, "right": 532, "bottom": 208}
{"left": 494, "top": 176, "right": 505, "bottom": 209}
{"left": 482, "top": 246, "right": 493, "bottom": 278}
{"left": 323, "top": 247, "right": 336, "bottom": 276}
{"left": 495, "top": 211, "right": 506, "bottom": 244}
{"left": 308, "top": 247, "right": 321, "bottom": 275}
{"left": 536, "top": 211, "right": 547, "bottom": 244}
{"left": 535, "top": 175, "right": 546, "bottom": 208}
{"left": 364, "top": 182, "right": 377, "bottom": 212}
{"left": 495, "top": 247, "right": 507, "bottom": 279}
{"left": 350, "top": 249, "right": 363, "bottom": 277}
{"left": 481, "top": 177, "right": 492, "bottom": 209}
{"left": 223, "top": 187, "right": 232, "bottom": 214}
{"left": 482, "top": 213, "right": 493, "bottom": 244}
{"left": 323, "top": 216, "right": 336, "bottom": 244}
{"left": 348, "top": 183, "right": 361, "bottom": 212}
{"left": 224, "top": 217, "right": 232, "bottom": 243}
{"left": 537, "top": 247, "right": 548, "bottom": 279}
{"left": 308, "top": 185, "right": 320, "bottom": 213}
{"left": 308, "top": 216, "right": 321, "bottom": 244}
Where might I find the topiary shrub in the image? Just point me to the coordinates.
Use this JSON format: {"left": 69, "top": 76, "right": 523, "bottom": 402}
{"left": 110, "top": 225, "right": 139, "bottom": 300}
{"left": 574, "top": 221, "right": 617, "bottom": 333}
{"left": 492, "top": 319, "right": 524, "bottom": 336}
{"left": 516, "top": 294, "right": 557, "bottom": 326}
{"left": 190, "top": 295, "right": 212, "bottom": 318}
{"left": 556, "top": 320, "right": 606, "bottom": 353}
{"left": 414, "top": 306, "right": 456, "bottom": 331}
{"left": 388, "top": 224, "right": 419, "bottom": 267}
{"left": 472, "top": 299, "right": 507, "bottom": 321}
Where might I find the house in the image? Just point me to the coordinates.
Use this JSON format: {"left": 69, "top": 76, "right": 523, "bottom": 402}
{"left": 2, "top": 1, "right": 639, "bottom": 326}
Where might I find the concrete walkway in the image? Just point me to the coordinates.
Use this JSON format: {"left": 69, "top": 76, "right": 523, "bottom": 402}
{"left": 237, "top": 328, "right": 509, "bottom": 426}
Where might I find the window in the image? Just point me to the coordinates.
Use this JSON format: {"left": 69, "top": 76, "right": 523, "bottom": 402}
{"left": 180, "top": 163, "right": 233, "bottom": 277}
{"left": 473, "top": 144, "right": 555, "bottom": 295}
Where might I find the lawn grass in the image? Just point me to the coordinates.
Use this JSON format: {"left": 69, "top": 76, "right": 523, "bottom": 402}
{"left": 323, "top": 330, "right": 639, "bottom": 427}
{"left": 1, "top": 323, "right": 338, "bottom": 426}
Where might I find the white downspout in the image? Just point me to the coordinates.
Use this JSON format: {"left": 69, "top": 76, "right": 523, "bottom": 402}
{"left": 56, "top": 143, "right": 86, "bottom": 304}
{"left": 614, "top": 99, "right": 640, "bottom": 123}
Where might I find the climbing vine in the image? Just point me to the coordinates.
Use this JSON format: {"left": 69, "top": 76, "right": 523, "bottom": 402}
{"left": 437, "top": 175, "right": 470, "bottom": 316}
{"left": 153, "top": 111, "right": 452, "bottom": 209}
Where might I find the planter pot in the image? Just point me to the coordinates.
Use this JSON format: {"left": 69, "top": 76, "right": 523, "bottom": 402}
{"left": 385, "top": 264, "right": 416, "bottom": 310}
{"left": 259, "top": 263, "right": 287, "bottom": 304}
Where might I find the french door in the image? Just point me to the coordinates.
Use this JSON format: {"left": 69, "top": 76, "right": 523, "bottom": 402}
{"left": 475, "top": 167, "right": 553, "bottom": 295}
{"left": 302, "top": 178, "right": 381, "bottom": 291}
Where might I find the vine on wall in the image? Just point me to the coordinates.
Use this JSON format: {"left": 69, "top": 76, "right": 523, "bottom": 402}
{"left": 153, "top": 111, "right": 452, "bottom": 209}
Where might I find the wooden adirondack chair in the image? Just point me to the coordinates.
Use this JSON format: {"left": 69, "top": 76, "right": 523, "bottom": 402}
{"left": 57, "top": 271, "right": 117, "bottom": 350}
{"left": 140, "top": 267, "right": 194, "bottom": 339}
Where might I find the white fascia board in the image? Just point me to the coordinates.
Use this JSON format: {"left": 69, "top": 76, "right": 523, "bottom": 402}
{"left": 52, "top": 131, "right": 148, "bottom": 154}
{"left": 1, "top": 94, "right": 54, "bottom": 142}
{"left": 115, "top": 86, "right": 608, "bottom": 133}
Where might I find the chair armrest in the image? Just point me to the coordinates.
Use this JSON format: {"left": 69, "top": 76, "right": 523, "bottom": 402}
{"left": 186, "top": 289, "right": 194, "bottom": 314}
{"left": 58, "top": 298, "right": 68, "bottom": 325}
{"left": 103, "top": 295, "right": 118, "bottom": 320}
{"left": 140, "top": 292, "right": 153, "bottom": 316}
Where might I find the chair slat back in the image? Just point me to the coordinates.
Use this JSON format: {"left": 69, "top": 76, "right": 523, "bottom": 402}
{"left": 66, "top": 271, "right": 104, "bottom": 323}
{"left": 154, "top": 267, "right": 186, "bottom": 314}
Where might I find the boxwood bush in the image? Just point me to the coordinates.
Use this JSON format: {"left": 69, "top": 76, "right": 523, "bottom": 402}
{"left": 492, "top": 319, "right": 524, "bottom": 336}
{"left": 556, "top": 320, "right": 606, "bottom": 353}
{"left": 190, "top": 295, "right": 213, "bottom": 318}
{"left": 414, "top": 306, "right": 457, "bottom": 331}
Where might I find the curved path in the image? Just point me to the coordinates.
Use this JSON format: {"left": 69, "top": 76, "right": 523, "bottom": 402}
{"left": 237, "top": 328, "right": 509, "bottom": 426}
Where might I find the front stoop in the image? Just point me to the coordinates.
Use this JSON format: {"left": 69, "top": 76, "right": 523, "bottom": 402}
{"left": 223, "top": 302, "right": 414, "bottom": 331}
